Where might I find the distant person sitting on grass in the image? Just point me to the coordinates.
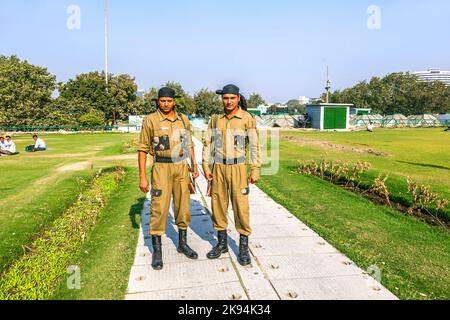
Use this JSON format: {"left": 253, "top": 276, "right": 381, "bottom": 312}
{"left": 26, "top": 135, "right": 47, "bottom": 152}
{"left": 445, "top": 124, "right": 450, "bottom": 132}
{"left": 367, "top": 122, "right": 374, "bottom": 132}
{"left": 0, "top": 136, "right": 18, "bottom": 156}
{"left": 0, "top": 136, "right": 6, "bottom": 155}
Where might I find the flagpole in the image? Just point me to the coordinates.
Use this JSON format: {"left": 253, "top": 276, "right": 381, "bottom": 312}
{"left": 104, "top": 0, "right": 109, "bottom": 86}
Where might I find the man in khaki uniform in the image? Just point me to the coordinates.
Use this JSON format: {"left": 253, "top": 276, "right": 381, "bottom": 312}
{"left": 202, "top": 84, "right": 262, "bottom": 266}
{"left": 138, "top": 87, "right": 200, "bottom": 270}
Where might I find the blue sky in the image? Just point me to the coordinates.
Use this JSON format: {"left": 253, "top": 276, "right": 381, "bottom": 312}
{"left": 1, "top": 0, "right": 450, "bottom": 102}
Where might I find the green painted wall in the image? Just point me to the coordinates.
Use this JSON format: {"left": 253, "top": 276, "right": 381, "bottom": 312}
{"left": 247, "top": 109, "right": 262, "bottom": 116}
{"left": 324, "top": 107, "right": 347, "bottom": 129}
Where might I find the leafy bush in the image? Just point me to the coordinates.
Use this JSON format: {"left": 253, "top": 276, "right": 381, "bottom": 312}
{"left": 79, "top": 110, "right": 105, "bottom": 126}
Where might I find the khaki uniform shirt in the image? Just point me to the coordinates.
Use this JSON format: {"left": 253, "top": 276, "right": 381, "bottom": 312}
{"left": 202, "top": 108, "right": 262, "bottom": 178}
{"left": 138, "top": 109, "right": 192, "bottom": 160}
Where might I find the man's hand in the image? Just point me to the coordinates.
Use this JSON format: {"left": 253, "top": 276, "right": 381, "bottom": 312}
{"left": 191, "top": 164, "right": 200, "bottom": 180}
{"left": 250, "top": 175, "right": 260, "bottom": 184}
{"left": 205, "top": 172, "right": 213, "bottom": 181}
{"left": 140, "top": 177, "right": 150, "bottom": 194}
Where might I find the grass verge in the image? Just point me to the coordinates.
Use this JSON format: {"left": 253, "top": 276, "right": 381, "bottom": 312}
{"left": 0, "top": 167, "right": 125, "bottom": 300}
{"left": 51, "top": 168, "right": 144, "bottom": 300}
{"left": 258, "top": 163, "right": 450, "bottom": 300}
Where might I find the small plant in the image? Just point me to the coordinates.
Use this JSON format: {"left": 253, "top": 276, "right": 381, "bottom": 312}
{"left": 297, "top": 159, "right": 370, "bottom": 187}
{"left": 122, "top": 137, "right": 139, "bottom": 154}
{"left": 407, "top": 177, "right": 449, "bottom": 221}
{"left": 436, "top": 199, "right": 449, "bottom": 212}
{"left": 347, "top": 161, "right": 371, "bottom": 188}
{"left": 371, "top": 174, "right": 391, "bottom": 207}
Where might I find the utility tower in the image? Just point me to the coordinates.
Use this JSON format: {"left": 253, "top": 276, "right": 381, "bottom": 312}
{"left": 325, "top": 66, "right": 331, "bottom": 103}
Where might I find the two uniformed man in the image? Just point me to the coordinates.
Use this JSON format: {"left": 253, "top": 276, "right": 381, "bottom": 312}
{"left": 138, "top": 84, "right": 261, "bottom": 270}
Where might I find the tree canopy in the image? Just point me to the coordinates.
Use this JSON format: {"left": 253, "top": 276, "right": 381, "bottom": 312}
{"left": 194, "top": 89, "right": 223, "bottom": 117}
{"left": 0, "top": 55, "right": 56, "bottom": 126}
{"left": 328, "top": 72, "right": 450, "bottom": 115}
{"left": 247, "top": 93, "right": 266, "bottom": 109}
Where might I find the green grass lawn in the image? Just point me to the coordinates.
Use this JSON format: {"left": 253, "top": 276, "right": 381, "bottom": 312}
{"left": 1, "top": 128, "right": 449, "bottom": 300}
{"left": 278, "top": 128, "right": 450, "bottom": 219}
{"left": 52, "top": 168, "right": 143, "bottom": 300}
{"left": 258, "top": 127, "right": 450, "bottom": 300}
{"left": 0, "top": 133, "right": 137, "bottom": 273}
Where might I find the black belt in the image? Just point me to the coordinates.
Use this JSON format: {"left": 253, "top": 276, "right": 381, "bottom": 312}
{"left": 155, "top": 156, "right": 188, "bottom": 164}
{"left": 215, "top": 156, "right": 246, "bottom": 165}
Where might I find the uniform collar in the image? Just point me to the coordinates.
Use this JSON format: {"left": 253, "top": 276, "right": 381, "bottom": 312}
{"left": 157, "top": 108, "right": 182, "bottom": 122}
{"left": 220, "top": 107, "right": 244, "bottom": 120}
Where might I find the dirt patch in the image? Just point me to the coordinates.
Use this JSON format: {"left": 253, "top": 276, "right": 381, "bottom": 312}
{"left": 284, "top": 135, "right": 389, "bottom": 157}
{"left": 95, "top": 154, "right": 136, "bottom": 161}
{"left": 55, "top": 154, "right": 135, "bottom": 173}
{"left": 56, "top": 161, "right": 91, "bottom": 173}
{"left": 39, "top": 152, "right": 97, "bottom": 159}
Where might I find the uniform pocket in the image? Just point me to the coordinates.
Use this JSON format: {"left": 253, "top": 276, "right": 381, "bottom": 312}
{"left": 151, "top": 188, "right": 163, "bottom": 197}
{"left": 234, "top": 135, "right": 247, "bottom": 150}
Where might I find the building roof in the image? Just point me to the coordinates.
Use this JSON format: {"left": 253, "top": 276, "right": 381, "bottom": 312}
{"left": 307, "top": 103, "right": 354, "bottom": 107}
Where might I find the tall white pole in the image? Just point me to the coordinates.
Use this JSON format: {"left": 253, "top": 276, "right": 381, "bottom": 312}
{"left": 104, "top": 0, "right": 109, "bottom": 86}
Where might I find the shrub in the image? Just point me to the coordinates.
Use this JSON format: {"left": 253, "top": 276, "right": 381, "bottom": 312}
{"left": 79, "top": 110, "right": 105, "bottom": 127}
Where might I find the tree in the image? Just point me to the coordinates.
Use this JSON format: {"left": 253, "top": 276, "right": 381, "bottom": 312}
{"left": 328, "top": 72, "right": 450, "bottom": 115}
{"left": 79, "top": 109, "right": 106, "bottom": 126}
{"left": 164, "top": 81, "right": 195, "bottom": 115}
{"left": 247, "top": 93, "right": 266, "bottom": 109}
{"left": 0, "top": 55, "right": 56, "bottom": 126}
{"left": 143, "top": 87, "right": 159, "bottom": 114}
{"left": 58, "top": 71, "right": 138, "bottom": 124}
{"left": 194, "top": 89, "right": 223, "bottom": 117}
{"left": 286, "top": 99, "right": 306, "bottom": 114}
{"left": 109, "top": 74, "right": 138, "bottom": 122}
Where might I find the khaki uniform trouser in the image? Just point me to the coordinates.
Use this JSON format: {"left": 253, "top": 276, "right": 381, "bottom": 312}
{"left": 150, "top": 162, "right": 191, "bottom": 236}
{"left": 211, "top": 163, "right": 252, "bottom": 236}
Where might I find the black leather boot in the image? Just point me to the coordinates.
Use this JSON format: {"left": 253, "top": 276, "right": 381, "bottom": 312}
{"left": 238, "top": 235, "right": 251, "bottom": 266}
{"left": 151, "top": 236, "right": 163, "bottom": 270}
{"left": 177, "top": 229, "right": 198, "bottom": 259}
{"left": 206, "top": 230, "right": 228, "bottom": 259}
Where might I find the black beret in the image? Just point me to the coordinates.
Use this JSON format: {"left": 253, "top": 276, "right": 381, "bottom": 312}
{"left": 158, "top": 87, "right": 180, "bottom": 99}
{"left": 216, "top": 84, "right": 240, "bottom": 96}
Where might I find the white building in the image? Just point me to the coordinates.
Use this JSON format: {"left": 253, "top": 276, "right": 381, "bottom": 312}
{"left": 136, "top": 90, "right": 145, "bottom": 98}
{"left": 413, "top": 68, "right": 450, "bottom": 86}
{"left": 255, "top": 104, "right": 269, "bottom": 115}
{"left": 299, "top": 96, "right": 311, "bottom": 105}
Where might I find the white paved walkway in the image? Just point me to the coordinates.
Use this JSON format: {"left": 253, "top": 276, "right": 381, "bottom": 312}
{"left": 125, "top": 138, "right": 397, "bottom": 300}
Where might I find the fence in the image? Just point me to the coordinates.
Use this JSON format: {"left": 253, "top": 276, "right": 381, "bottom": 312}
{"left": 0, "top": 125, "right": 117, "bottom": 132}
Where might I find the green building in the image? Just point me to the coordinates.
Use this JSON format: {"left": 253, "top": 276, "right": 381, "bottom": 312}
{"left": 247, "top": 108, "right": 262, "bottom": 117}
{"left": 306, "top": 103, "right": 353, "bottom": 130}
{"left": 350, "top": 107, "right": 372, "bottom": 115}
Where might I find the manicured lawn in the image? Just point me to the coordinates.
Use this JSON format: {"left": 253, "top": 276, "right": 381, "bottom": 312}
{"left": 258, "top": 128, "right": 450, "bottom": 300}
{"left": 278, "top": 128, "right": 450, "bottom": 219}
{"left": 52, "top": 168, "right": 144, "bottom": 300}
{"left": 0, "top": 133, "right": 136, "bottom": 273}
{"left": 1, "top": 128, "right": 449, "bottom": 300}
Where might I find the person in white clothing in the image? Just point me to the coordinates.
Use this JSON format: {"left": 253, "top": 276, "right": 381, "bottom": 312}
{"left": 31, "top": 135, "right": 47, "bottom": 152}
{"left": 0, "top": 135, "right": 18, "bottom": 156}
{"left": 0, "top": 136, "right": 5, "bottom": 150}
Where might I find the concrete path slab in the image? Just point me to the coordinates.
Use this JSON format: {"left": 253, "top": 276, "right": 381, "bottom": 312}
{"left": 125, "top": 137, "right": 397, "bottom": 300}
